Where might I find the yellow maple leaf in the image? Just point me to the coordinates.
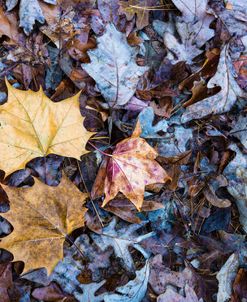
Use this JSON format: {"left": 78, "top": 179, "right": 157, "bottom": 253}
{"left": 0, "top": 176, "right": 88, "bottom": 274}
{"left": 0, "top": 80, "right": 93, "bottom": 176}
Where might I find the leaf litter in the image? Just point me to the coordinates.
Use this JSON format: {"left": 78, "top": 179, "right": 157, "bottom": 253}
{"left": 0, "top": 0, "right": 246, "bottom": 301}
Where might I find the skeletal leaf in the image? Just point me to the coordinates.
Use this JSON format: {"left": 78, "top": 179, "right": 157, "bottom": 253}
{"left": 82, "top": 23, "right": 148, "bottom": 107}
{"left": 6, "top": 0, "right": 56, "bottom": 35}
{"left": 91, "top": 217, "right": 154, "bottom": 271}
{"left": 92, "top": 122, "right": 171, "bottom": 210}
{"left": 104, "top": 261, "right": 150, "bottom": 302}
{"left": 0, "top": 176, "right": 87, "bottom": 274}
{"left": 0, "top": 80, "right": 93, "bottom": 176}
{"left": 182, "top": 45, "right": 247, "bottom": 122}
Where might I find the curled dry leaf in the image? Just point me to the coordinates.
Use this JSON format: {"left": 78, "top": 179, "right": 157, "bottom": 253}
{"left": 0, "top": 176, "right": 88, "bottom": 274}
{"left": 0, "top": 80, "right": 93, "bottom": 177}
{"left": 92, "top": 122, "right": 171, "bottom": 210}
{"left": 82, "top": 23, "right": 148, "bottom": 107}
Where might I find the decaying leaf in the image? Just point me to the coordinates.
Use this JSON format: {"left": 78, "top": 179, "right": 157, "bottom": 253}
{"left": 0, "top": 7, "right": 20, "bottom": 42}
{"left": 216, "top": 253, "right": 239, "bottom": 302}
{"left": 164, "top": 19, "right": 214, "bottom": 64}
{"left": 171, "top": 0, "right": 208, "bottom": 22}
{"left": 149, "top": 254, "right": 200, "bottom": 295}
{"left": 82, "top": 23, "right": 148, "bottom": 107}
{"left": 91, "top": 217, "right": 154, "bottom": 271}
{"left": 157, "top": 285, "right": 203, "bottom": 302}
{"left": 230, "top": 115, "right": 247, "bottom": 148}
{"left": 6, "top": 0, "right": 57, "bottom": 35}
{"left": 104, "top": 198, "right": 164, "bottom": 224}
{"left": 224, "top": 144, "right": 247, "bottom": 233}
{"left": 210, "top": 0, "right": 247, "bottom": 38}
{"left": 104, "top": 261, "right": 149, "bottom": 302}
{"left": 119, "top": 0, "right": 159, "bottom": 30}
{"left": 0, "top": 176, "right": 88, "bottom": 274}
{"left": 138, "top": 107, "right": 169, "bottom": 138}
{"left": 52, "top": 233, "right": 111, "bottom": 290}
{"left": 182, "top": 45, "right": 246, "bottom": 122}
{"left": 231, "top": 268, "right": 247, "bottom": 301}
{"left": 0, "top": 80, "right": 93, "bottom": 176}
{"left": 0, "top": 263, "right": 14, "bottom": 302}
{"left": 32, "top": 282, "right": 75, "bottom": 301}
{"left": 92, "top": 122, "right": 171, "bottom": 210}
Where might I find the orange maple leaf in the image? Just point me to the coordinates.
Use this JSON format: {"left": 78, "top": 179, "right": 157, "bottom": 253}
{"left": 92, "top": 122, "right": 171, "bottom": 210}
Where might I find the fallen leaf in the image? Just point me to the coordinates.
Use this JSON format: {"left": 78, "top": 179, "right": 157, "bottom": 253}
{"left": 91, "top": 217, "right": 154, "bottom": 271}
{"left": 164, "top": 18, "right": 214, "bottom": 64}
{"left": 216, "top": 253, "right": 239, "bottom": 302}
{"left": 149, "top": 254, "right": 201, "bottom": 295}
{"left": 230, "top": 115, "right": 247, "bottom": 148}
{"left": 104, "top": 261, "right": 149, "bottom": 302}
{"left": 204, "top": 185, "right": 231, "bottom": 208}
{"left": 138, "top": 107, "right": 169, "bottom": 138}
{"left": 0, "top": 7, "right": 20, "bottom": 42}
{"left": 119, "top": 0, "right": 157, "bottom": 30}
{"left": 224, "top": 144, "right": 247, "bottom": 233}
{"left": 92, "top": 122, "right": 171, "bottom": 210}
{"left": 32, "top": 282, "right": 76, "bottom": 301}
{"left": 210, "top": 0, "right": 247, "bottom": 38}
{"left": 231, "top": 268, "right": 247, "bottom": 302}
{"left": 104, "top": 198, "right": 164, "bottom": 224}
{"left": 157, "top": 285, "right": 203, "bottom": 302}
{"left": 201, "top": 207, "right": 231, "bottom": 234}
{"left": 182, "top": 45, "right": 246, "bottom": 122}
{"left": 0, "top": 80, "right": 93, "bottom": 176}
{"left": 171, "top": 0, "right": 208, "bottom": 22}
{"left": 0, "top": 176, "right": 88, "bottom": 274}
{"left": 0, "top": 263, "right": 14, "bottom": 302}
{"left": 51, "top": 234, "right": 111, "bottom": 295}
{"left": 82, "top": 23, "right": 148, "bottom": 107}
{"left": 6, "top": 0, "right": 57, "bottom": 35}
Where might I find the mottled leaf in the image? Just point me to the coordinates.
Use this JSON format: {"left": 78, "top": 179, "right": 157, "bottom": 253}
{"left": 230, "top": 115, "right": 247, "bottom": 148}
{"left": 92, "top": 122, "right": 171, "bottom": 210}
{"left": 224, "top": 144, "right": 247, "bottom": 233}
{"left": 82, "top": 23, "right": 148, "bottom": 107}
{"left": 171, "top": 0, "right": 208, "bottom": 22}
{"left": 182, "top": 45, "right": 246, "bottom": 122}
{"left": 91, "top": 217, "right": 154, "bottom": 271}
{"left": 0, "top": 176, "right": 87, "bottom": 274}
{"left": 216, "top": 253, "right": 239, "bottom": 302}
{"left": 6, "top": 0, "right": 57, "bottom": 35}
{"left": 104, "top": 261, "right": 149, "bottom": 302}
{"left": 157, "top": 285, "right": 203, "bottom": 302}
